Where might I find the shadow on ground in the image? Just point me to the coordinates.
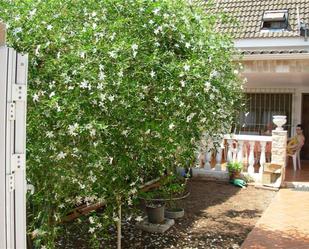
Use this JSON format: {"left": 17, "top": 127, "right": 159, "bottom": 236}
{"left": 57, "top": 179, "right": 276, "bottom": 249}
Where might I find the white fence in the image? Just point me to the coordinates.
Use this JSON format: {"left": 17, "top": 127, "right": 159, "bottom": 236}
{"left": 194, "top": 134, "right": 272, "bottom": 181}
{"left": 0, "top": 44, "right": 28, "bottom": 248}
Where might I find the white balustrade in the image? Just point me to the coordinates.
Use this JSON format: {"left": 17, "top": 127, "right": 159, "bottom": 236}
{"left": 204, "top": 150, "right": 212, "bottom": 170}
{"left": 215, "top": 147, "right": 223, "bottom": 171}
{"left": 237, "top": 140, "right": 244, "bottom": 163}
{"left": 226, "top": 140, "right": 233, "bottom": 163}
{"left": 248, "top": 141, "right": 255, "bottom": 175}
{"left": 259, "top": 141, "right": 267, "bottom": 178}
{"left": 196, "top": 134, "right": 272, "bottom": 181}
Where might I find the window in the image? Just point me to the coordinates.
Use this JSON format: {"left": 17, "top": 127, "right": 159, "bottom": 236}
{"left": 236, "top": 92, "right": 293, "bottom": 136}
{"left": 261, "top": 10, "right": 288, "bottom": 30}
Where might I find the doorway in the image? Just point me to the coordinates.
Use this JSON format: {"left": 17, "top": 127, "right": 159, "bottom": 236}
{"left": 301, "top": 94, "right": 309, "bottom": 160}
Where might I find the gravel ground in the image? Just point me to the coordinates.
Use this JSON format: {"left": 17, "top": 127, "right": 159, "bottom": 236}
{"left": 58, "top": 179, "right": 277, "bottom": 249}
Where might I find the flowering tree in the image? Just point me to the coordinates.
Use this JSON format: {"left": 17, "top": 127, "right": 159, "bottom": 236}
{"left": 1, "top": 0, "right": 243, "bottom": 247}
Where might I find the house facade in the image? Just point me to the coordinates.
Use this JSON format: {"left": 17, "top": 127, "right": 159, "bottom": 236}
{"left": 212, "top": 0, "right": 309, "bottom": 160}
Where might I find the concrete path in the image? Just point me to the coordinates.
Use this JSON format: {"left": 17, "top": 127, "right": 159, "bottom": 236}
{"left": 241, "top": 188, "right": 309, "bottom": 249}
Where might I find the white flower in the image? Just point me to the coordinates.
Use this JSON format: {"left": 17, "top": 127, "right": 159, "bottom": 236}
{"left": 210, "top": 70, "right": 219, "bottom": 78}
{"left": 33, "top": 93, "right": 39, "bottom": 102}
{"left": 183, "top": 64, "right": 190, "bottom": 71}
{"left": 153, "top": 8, "right": 160, "bottom": 15}
{"left": 97, "top": 83, "right": 104, "bottom": 90}
{"left": 149, "top": 19, "right": 154, "bottom": 25}
{"left": 90, "top": 129, "right": 96, "bottom": 137}
{"left": 150, "top": 70, "right": 155, "bottom": 78}
{"left": 169, "top": 123, "right": 175, "bottom": 130}
{"left": 35, "top": 45, "right": 41, "bottom": 56}
{"left": 13, "top": 27, "right": 22, "bottom": 34}
{"left": 49, "top": 92, "right": 55, "bottom": 98}
{"left": 135, "top": 216, "right": 143, "bottom": 222}
{"left": 89, "top": 217, "right": 95, "bottom": 224}
{"left": 121, "top": 130, "right": 129, "bottom": 136}
{"left": 130, "top": 188, "right": 137, "bottom": 194}
{"left": 46, "top": 131, "right": 54, "bottom": 138}
{"left": 92, "top": 11, "right": 97, "bottom": 17}
{"left": 109, "top": 157, "right": 113, "bottom": 165}
{"left": 108, "top": 95, "right": 115, "bottom": 102}
{"left": 46, "top": 25, "right": 53, "bottom": 30}
{"left": 118, "top": 70, "right": 124, "bottom": 77}
{"left": 68, "top": 123, "right": 79, "bottom": 136}
{"left": 57, "top": 151, "right": 67, "bottom": 160}
{"left": 185, "top": 42, "right": 191, "bottom": 48}
{"left": 29, "top": 9, "right": 37, "bottom": 17}
{"left": 154, "top": 29, "right": 160, "bottom": 35}
{"left": 80, "top": 80, "right": 88, "bottom": 89}
{"left": 186, "top": 113, "right": 196, "bottom": 123}
{"left": 89, "top": 227, "right": 95, "bottom": 234}
{"left": 108, "top": 51, "right": 117, "bottom": 59}
{"left": 99, "top": 71, "right": 106, "bottom": 80}
{"left": 131, "top": 44, "right": 138, "bottom": 50}
{"left": 180, "top": 80, "right": 186, "bottom": 87}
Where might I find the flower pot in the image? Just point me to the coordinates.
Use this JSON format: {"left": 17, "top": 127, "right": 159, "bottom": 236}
{"left": 165, "top": 208, "right": 184, "bottom": 219}
{"left": 146, "top": 203, "right": 165, "bottom": 224}
{"left": 229, "top": 171, "right": 241, "bottom": 181}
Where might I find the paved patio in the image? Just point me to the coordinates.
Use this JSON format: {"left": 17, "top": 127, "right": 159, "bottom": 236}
{"left": 241, "top": 160, "right": 309, "bottom": 249}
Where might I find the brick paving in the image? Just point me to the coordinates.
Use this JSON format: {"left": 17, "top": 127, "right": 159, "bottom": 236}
{"left": 241, "top": 161, "right": 309, "bottom": 249}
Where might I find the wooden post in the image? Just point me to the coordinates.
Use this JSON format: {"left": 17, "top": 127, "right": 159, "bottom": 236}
{"left": 0, "top": 22, "right": 6, "bottom": 46}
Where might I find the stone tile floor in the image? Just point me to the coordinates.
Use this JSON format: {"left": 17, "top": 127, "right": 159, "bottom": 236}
{"left": 241, "top": 160, "right": 309, "bottom": 249}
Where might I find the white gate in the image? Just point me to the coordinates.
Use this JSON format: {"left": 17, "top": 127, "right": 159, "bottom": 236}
{"left": 0, "top": 45, "right": 28, "bottom": 248}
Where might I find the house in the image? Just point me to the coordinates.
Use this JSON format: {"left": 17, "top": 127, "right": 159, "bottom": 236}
{"left": 196, "top": 0, "right": 309, "bottom": 186}
{"left": 211, "top": 0, "right": 309, "bottom": 160}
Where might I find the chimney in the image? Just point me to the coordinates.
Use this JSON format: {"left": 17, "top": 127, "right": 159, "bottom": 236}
{"left": 0, "top": 22, "right": 6, "bottom": 46}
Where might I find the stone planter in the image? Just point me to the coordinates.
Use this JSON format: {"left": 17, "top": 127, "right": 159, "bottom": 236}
{"left": 165, "top": 208, "right": 184, "bottom": 219}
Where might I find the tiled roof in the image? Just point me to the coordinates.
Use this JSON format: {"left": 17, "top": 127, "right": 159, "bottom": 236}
{"left": 209, "top": 0, "right": 309, "bottom": 39}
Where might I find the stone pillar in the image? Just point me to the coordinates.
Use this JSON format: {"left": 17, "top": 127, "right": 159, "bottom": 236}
{"left": 271, "top": 130, "right": 287, "bottom": 166}
{"left": 0, "top": 22, "right": 6, "bottom": 46}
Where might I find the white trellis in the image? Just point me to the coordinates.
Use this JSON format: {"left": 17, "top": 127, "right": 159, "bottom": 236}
{"left": 0, "top": 33, "right": 28, "bottom": 249}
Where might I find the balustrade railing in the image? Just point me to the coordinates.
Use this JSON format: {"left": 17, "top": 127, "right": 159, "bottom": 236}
{"left": 196, "top": 134, "right": 272, "bottom": 181}
{"left": 194, "top": 116, "right": 287, "bottom": 185}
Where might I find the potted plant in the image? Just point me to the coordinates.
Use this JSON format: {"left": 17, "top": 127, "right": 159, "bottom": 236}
{"left": 162, "top": 175, "right": 189, "bottom": 219}
{"left": 227, "top": 162, "right": 243, "bottom": 180}
{"left": 139, "top": 173, "right": 189, "bottom": 222}
{"left": 139, "top": 185, "right": 167, "bottom": 224}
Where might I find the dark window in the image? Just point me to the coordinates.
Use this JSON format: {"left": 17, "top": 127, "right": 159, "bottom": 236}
{"left": 262, "top": 10, "right": 288, "bottom": 30}
{"left": 236, "top": 93, "right": 292, "bottom": 136}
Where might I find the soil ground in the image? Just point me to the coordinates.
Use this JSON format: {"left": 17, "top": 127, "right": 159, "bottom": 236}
{"left": 58, "top": 179, "right": 276, "bottom": 249}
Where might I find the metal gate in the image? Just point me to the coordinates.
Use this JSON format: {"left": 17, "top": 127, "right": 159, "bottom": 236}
{"left": 0, "top": 46, "right": 28, "bottom": 248}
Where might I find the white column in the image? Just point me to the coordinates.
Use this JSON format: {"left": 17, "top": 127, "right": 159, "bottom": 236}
{"left": 248, "top": 141, "right": 255, "bottom": 175}
{"left": 215, "top": 148, "right": 223, "bottom": 171}
{"left": 237, "top": 140, "right": 244, "bottom": 163}
{"left": 204, "top": 150, "right": 212, "bottom": 170}
{"left": 259, "top": 141, "right": 267, "bottom": 179}
{"left": 227, "top": 140, "right": 233, "bottom": 163}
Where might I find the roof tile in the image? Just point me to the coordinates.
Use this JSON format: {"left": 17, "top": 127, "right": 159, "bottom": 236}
{"left": 208, "top": 0, "right": 309, "bottom": 38}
